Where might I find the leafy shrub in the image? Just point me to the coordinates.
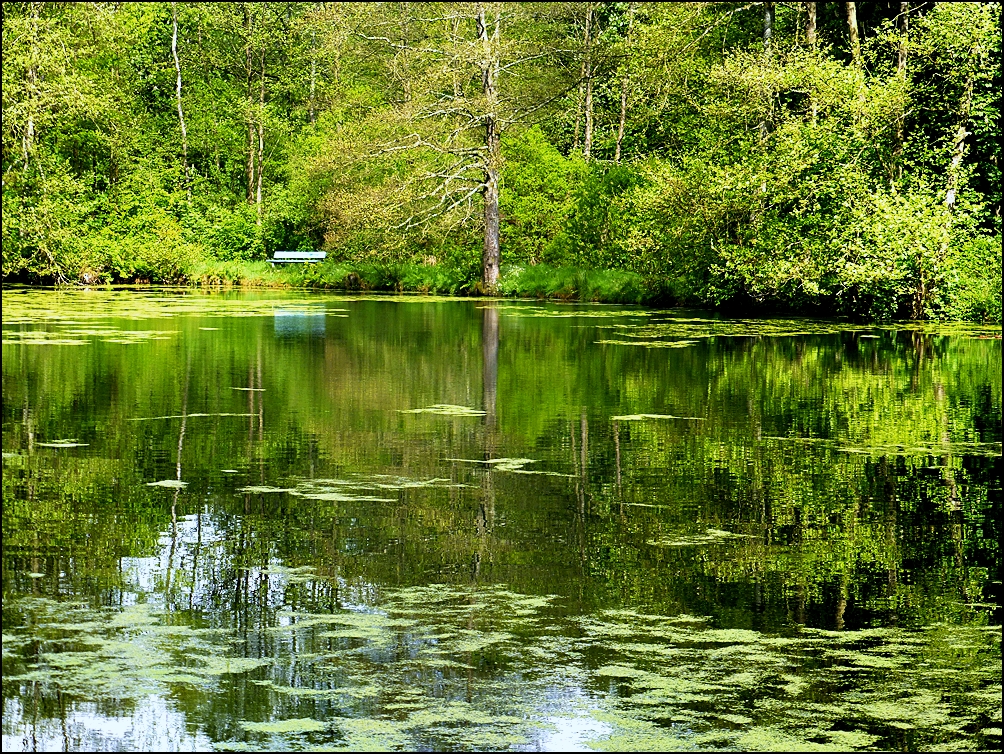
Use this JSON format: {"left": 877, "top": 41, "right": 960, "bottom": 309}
{"left": 943, "top": 234, "right": 1003, "bottom": 323}
{"left": 498, "top": 264, "right": 648, "bottom": 304}
{"left": 501, "top": 126, "right": 585, "bottom": 265}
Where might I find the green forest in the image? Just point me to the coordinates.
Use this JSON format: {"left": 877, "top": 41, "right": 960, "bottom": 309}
{"left": 2, "top": 2, "right": 1001, "bottom": 321}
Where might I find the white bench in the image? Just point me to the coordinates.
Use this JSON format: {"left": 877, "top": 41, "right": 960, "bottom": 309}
{"left": 269, "top": 251, "right": 327, "bottom": 266}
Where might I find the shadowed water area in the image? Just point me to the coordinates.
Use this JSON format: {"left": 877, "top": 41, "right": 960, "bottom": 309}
{"left": 1, "top": 288, "right": 1001, "bottom": 752}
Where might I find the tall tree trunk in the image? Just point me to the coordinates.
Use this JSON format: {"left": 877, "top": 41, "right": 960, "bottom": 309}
{"left": 245, "top": 8, "right": 255, "bottom": 205}
{"left": 171, "top": 3, "right": 189, "bottom": 201}
{"left": 477, "top": 3, "right": 500, "bottom": 293}
{"left": 944, "top": 70, "right": 976, "bottom": 212}
{"left": 846, "top": 2, "right": 861, "bottom": 67}
{"left": 763, "top": 1, "right": 774, "bottom": 52}
{"left": 914, "top": 51, "right": 977, "bottom": 319}
{"left": 615, "top": 3, "right": 636, "bottom": 163}
{"left": 256, "top": 51, "right": 265, "bottom": 225}
{"left": 891, "top": 2, "right": 908, "bottom": 187}
{"left": 759, "top": 2, "right": 775, "bottom": 141}
{"left": 806, "top": 3, "right": 818, "bottom": 124}
{"left": 572, "top": 6, "right": 591, "bottom": 153}
{"left": 308, "top": 29, "right": 316, "bottom": 124}
{"left": 582, "top": 3, "right": 594, "bottom": 161}
{"left": 24, "top": 1, "right": 41, "bottom": 170}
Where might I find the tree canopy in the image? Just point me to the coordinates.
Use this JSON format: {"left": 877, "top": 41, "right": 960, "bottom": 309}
{"left": 1, "top": 2, "right": 1000, "bottom": 320}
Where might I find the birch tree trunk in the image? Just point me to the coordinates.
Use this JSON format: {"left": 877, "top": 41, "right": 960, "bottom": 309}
{"left": 245, "top": 7, "right": 255, "bottom": 205}
{"left": 308, "top": 29, "right": 316, "bottom": 124}
{"left": 758, "top": 2, "right": 774, "bottom": 141}
{"left": 891, "top": 2, "right": 908, "bottom": 187}
{"left": 23, "top": 1, "right": 41, "bottom": 170}
{"left": 805, "top": 2, "right": 818, "bottom": 124}
{"left": 256, "top": 51, "right": 265, "bottom": 225}
{"left": 913, "top": 51, "right": 977, "bottom": 318}
{"left": 846, "top": 2, "right": 861, "bottom": 67}
{"left": 171, "top": 3, "right": 189, "bottom": 200}
{"left": 763, "top": 1, "right": 774, "bottom": 52}
{"left": 615, "top": 3, "right": 635, "bottom": 163}
{"left": 582, "top": 3, "right": 594, "bottom": 161}
{"left": 944, "top": 69, "right": 976, "bottom": 212}
{"left": 477, "top": 3, "right": 501, "bottom": 293}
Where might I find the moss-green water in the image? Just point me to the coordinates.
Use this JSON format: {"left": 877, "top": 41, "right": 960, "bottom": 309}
{"left": 2, "top": 289, "right": 1000, "bottom": 750}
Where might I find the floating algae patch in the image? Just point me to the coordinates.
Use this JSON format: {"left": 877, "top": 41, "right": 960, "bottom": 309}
{"left": 562, "top": 610, "right": 1002, "bottom": 753}
{"left": 8, "top": 582, "right": 998, "bottom": 751}
{"left": 2, "top": 332, "right": 87, "bottom": 345}
{"left": 2, "top": 598, "right": 270, "bottom": 711}
{"left": 837, "top": 441, "right": 1003, "bottom": 458}
{"left": 130, "top": 412, "right": 255, "bottom": 421}
{"left": 489, "top": 306, "right": 651, "bottom": 319}
{"left": 611, "top": 413, "right": 705, "bottom": 421}
{"left": 2, "top": 325, "right": 176, "bottom": 345}
{"left": 146, "top": 479, "right": 188, "bottom": 489}
{"left": 240, "top": 717, "right": 328, "bottom": 734}
{"left": 399, "top": 403, "right": 487, "bottom": 416}
{"left": 0, "top": 288, "right": 350, "bottom": 325}
{"left": 596, "top": 339, "right": 700, "bottom": 348}
{"left": 647, "top": 528, "right": 752, "bottom": 547}
{"left": 603, "top": 316, "right": 877, "bottom": 342}
{"left": 446, "top": 457, "right": 575, "bottom": 476}
{"left": 874, "top": 321, "right": 1004, "bottom": 338}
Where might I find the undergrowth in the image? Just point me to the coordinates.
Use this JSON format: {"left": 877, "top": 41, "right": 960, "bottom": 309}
{"left": 184, "top": 259, "right": 656, "bottom": 304}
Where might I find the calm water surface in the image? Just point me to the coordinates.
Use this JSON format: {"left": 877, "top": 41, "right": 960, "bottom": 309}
{"left": 2, "top": 289, "right": 1001, "bottom": 752}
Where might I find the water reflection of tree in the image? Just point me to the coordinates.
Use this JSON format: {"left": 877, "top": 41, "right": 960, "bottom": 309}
{"left": 3, "top": 307, "right": 999, "bottom": 632}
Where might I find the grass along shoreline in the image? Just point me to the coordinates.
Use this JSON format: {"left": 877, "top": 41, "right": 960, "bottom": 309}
{"left": 174, "top": 260, "right": 656, "bottom": 305}
{"left": 5, "top": 259, "right": 1001, "bottom": 322}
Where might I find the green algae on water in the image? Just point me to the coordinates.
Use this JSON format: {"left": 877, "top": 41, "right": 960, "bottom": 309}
{"left": 399, "top": 404, "right": 487, "bottom": 416}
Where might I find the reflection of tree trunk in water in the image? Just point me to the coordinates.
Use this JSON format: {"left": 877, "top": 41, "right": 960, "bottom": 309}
{"left": 31, "top": 679, "right": 39, "bottom": 751}
{"left": 577, "top": 412, "right": 589, "bottom": 570}
{"left": 476, "top": 305, "right": 499, "bottom": 582}
{"left": 25, "top": 390, "right": 41, "bottom": 595}
{"left": 260, "top": 572, "right": 269, "bottom": 651}
{"left": 482, "top": 306, "right": 498, "bottom": 435}
{"left": 57, "top": 687, "right": 69, "bottom": 752}
{"left": 190, "top": 507, "right": 201, "bottom": 612}
{"left": 465, "top": 597, "right": 477, "bottom": 701}
{"left": 836, "top": 571, "right": 849, "bottom": 630}
{"left": 793, "top": 506, "right": 806, "bottom": 625}
{"left": 257, "top": 337, "right": 264, "bottom": 482}
{"left": 909, "top": 332, "right": 930, "bottom": 392}
{"left": 935, "top": 382, "right": 970, "bottom": 603}
{"left": 166, "top": 360, "right": 189, "bottom": 605}
{"left": 249, "top": 363, "right": 255, "bottom": 446}
{"left": 614, "top": 419, "right": 623, "bottom": 515}
{"left": 569, "top": 418, "right": 586, "bottom": 582}
{"left": 879, "top": 456, "right": 899, "bottom": 623}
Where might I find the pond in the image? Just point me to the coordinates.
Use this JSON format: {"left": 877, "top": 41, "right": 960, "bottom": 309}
{"left": 1, "top": 288, "right": 1001, "bottom": 752}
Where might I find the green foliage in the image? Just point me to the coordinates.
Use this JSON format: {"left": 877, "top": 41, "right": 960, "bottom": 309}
{"left": 943, "top": 234, "right": 1004, "bottom": 323}
{"left": 497, "top": 263, "right": 648, "bottom": 304}
{"left": 557, "top": 163, "right": 643, "bottom": 270}
{"left": 0, "top": 2, "right": 1000, "bottom": 321}
{"left": 500, "top": 126, "right": 584, "bottom": 265}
